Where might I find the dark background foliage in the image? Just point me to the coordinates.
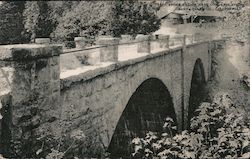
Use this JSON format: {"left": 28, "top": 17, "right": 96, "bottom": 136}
{"left": 0, "top": 1, "right": 161, "bottom": 44}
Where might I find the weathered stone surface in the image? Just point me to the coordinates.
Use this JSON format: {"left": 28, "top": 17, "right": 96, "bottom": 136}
{"left": 158, "top": 34, "right": 170, "bottom": 48}
{"left": 97, "top": 37, "right": 119, "bottom": 62}
{"left": 0, "top": 39, "right": 224, "bottom": 158}
{"left": 0, "top": 44, "right": 62, "bottom": 158}
{"left": 59, "top": 40, "right": 221, "bottom": 157}
{"left": 74, "top": 37, "right": 87, "bottom": 49}
{"left": 0, "top": 44, "right": 62, "bottom": 61}
{"left": 35, "top": 38, "right": 50, "bottom": 44}
{"left": 120, "top": 35, "right": 134, "bottom": 43}
{"left": 136, "top": 34, "right": 151, "bottom": 53}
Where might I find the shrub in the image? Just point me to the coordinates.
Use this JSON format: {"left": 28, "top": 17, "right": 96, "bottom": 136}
{"left": 0, "top": 1, "right": 26, "bottom": 44}
{"left": 0, "top": 104, "right": 6, "bottom": 159}
{"left": 132, "top": 92, "right": 250, "bottom": 159}
{"left": 52, "top": 1, "right": 160, "bottom": 41}
{"left": 23, "top": 1, "right": 54, "bottom": 39}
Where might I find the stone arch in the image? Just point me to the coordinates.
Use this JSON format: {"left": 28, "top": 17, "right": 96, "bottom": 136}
{"left": 107, "top": 78, "right": 176, "bottom": 158}
{"left": 187, "top": 58, "right": 207, "bottom": 128}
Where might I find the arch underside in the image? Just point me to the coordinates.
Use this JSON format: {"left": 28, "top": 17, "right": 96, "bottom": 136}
{"left": 107, "top": 78, "right": 176, "bottom": 158}
{"left": 188, "top": 59, "right": 207, "bottom": 127}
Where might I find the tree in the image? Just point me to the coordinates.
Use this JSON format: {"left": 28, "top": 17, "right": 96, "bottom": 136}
{"left": 215, "top": 0, "right": 249, "bottom": 42}
{"left": 23, "top": 1, "right": 54, "bottom": 40}
{"left": 11, "top": 1, "right": 161, "bottom": 44}
{"left": 52, "top": 1, "right": 114, "bottom": 41}
{"left": 112, "top": 0, "right": 161, "bottom": 36}
{"left": 52, "top": 1, "right": 161, "bottom": 41}
{"left": 0, "top": 1, "right": 26, "bottom": 44}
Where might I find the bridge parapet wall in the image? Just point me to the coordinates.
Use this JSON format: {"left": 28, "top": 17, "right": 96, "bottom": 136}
{"left": 0, "top": 35, "right": 225, "bottom": 157}
{"left": 0, "top": 44, "right": 62, "bottom": 157}
{"left": 60, "top": 34, "right": 171, "bottom": 72}
{"left": 60, "top": 33, "right": 217, "bottom": 73}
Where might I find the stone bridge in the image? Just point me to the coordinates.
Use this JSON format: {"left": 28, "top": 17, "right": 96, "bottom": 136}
{"left": 0, "top": 34, "right": 224, "bottom": 158}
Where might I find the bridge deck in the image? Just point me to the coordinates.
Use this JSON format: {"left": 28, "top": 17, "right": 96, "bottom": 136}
{"left": 60, "top": 44, "right": 183, "bottom": 80}
{"left": 60, "top": 45, "right": 182, "bottom": 80}
{"left": 59, "top": 35, "right": 223, "bottom": 88}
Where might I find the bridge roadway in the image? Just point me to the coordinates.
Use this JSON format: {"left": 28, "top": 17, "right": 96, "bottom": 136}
{"left": 60, "top": 37, "right": 185, "bottom": 78}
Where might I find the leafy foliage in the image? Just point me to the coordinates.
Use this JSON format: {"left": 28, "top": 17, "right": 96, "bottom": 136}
{"left": 52, "top": 1, "right": 161, "bottom": 41}
{"left": 112, "top": 1, "right": 161, "bottom": 37}
{"left": 52, "top": 1, "right": 114, "bottom": 41}
{"left": 0, "top": 103, "right": 6, "bottom": 158}
{"left": 34, "top": 103, "right": 87, "bottom": 159}
{"left": 0, "top": 1, "right": 26, "bottom": 44}
{"left": 132, "top": 92, "right": 250, "bottom": 159}
{"left": 23, "top": 1, "right": 54, "bottom": 39}
{"left": 211, "top": 0, "right": 249, "bottom": 42}
{"left": 20, "top": 1, "right": 160, "bottom": 43}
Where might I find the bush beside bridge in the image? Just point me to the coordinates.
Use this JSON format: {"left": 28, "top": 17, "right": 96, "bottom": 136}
{"left": 132, "top": 92, "right": 250, "bottom": 159}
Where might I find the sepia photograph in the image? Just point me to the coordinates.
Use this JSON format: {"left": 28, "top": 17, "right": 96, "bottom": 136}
{"left": 0, "top": 0, "right": 249, "bottom": 158}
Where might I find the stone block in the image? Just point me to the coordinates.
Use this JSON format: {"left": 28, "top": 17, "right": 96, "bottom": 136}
{"left": 120, "top": 35, "right": 133, "bottom": 43}
{"left": 74, "top": 37, "right": 87, "bottom": 49}
{"left": 35, "top": 38, "right": 50, "bottom": 44}
{"left": 97, "top": 37, "right": 119, "bottom": 62}
{"left": 135, "top": 34, "right": 151, "bottom": 53}
{"left": 158, "top": 35, "right": 170, "bottom": 49}
{"left": 87, "top": 51, "right": 101, "bottom": 65}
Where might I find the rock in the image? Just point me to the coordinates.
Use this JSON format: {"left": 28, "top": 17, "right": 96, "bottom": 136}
{"left": 241, "top": 73, "right": 250, "bottom": 88}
